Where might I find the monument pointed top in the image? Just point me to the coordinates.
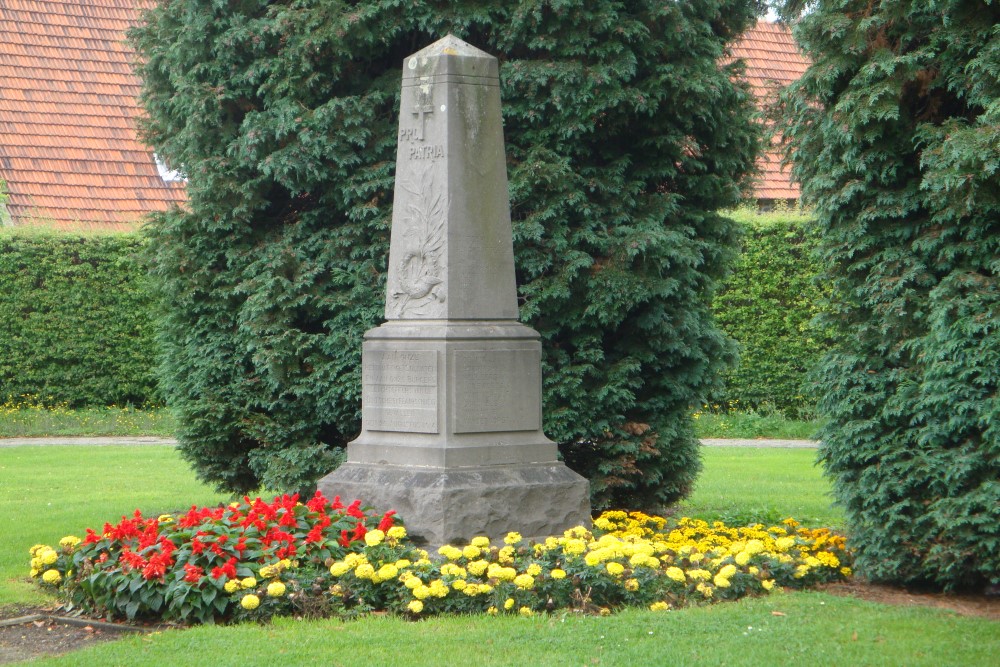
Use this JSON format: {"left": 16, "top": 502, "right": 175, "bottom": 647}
{"left": 404, "top": 34, "right": 498, "bottom": 80}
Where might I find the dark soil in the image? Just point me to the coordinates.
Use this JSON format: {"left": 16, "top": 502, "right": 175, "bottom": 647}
{"left": 2, "top": 583, "right": 997, "bottom": 663}
{"left": 0, "top": 606, "right": 151, "bottom": 665}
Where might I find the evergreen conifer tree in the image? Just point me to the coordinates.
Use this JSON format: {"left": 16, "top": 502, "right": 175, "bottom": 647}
{"left": 133, "top": 0, "right": 762, "bottom": 509}
{"left": 780, "top": 0, "right": 1000, "bottom": 588}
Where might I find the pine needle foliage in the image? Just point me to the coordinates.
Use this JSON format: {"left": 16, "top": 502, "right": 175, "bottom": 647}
{"left": 779, "top": 0, "right": 1000, "bottom": 589}
{"left": 131, "top": 0, "right": 763, "bottom": 509}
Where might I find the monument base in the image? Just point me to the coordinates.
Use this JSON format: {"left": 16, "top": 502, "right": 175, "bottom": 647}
{"left": 317, "top": 462, "right": 591, "bottom": 546}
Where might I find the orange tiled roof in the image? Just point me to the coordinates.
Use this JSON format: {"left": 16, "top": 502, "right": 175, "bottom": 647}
{"left": 0, "top": 0, "right": 185, "bottom": 231}
{"left": 730, "top": 21, "right": 810, "bottom": 201}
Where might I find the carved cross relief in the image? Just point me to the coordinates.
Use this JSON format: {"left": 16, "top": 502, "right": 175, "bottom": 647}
{"left": 412, "top": 86, "right": 434, "bottom": 141}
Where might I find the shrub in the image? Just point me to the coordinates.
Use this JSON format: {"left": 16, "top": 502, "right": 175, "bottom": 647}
{"left": 0, "top": 231, "right": 159, "bottom": 407}
{"left": 713, "top": 209, "right": 826, "bottom": 418}
{"left": 131, "top": 0, "right": 763, "bottom": 508}
{"left": 780, "top": 0, "right": 1000, "bottom": 589}
{"left": 32, "top": 501, "right": 851, "bottom": 623}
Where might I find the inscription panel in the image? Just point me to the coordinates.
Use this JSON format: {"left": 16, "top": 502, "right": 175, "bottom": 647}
{"left": 363, "top": 350, "right": 438, "bottom": 433}
{"left": 453, "top": 349, "right": 541, "bottom": 434}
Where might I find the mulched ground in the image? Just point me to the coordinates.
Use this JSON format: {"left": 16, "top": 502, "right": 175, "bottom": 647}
{"left": 2, "top": 583, "right": 997, "bottom": 664}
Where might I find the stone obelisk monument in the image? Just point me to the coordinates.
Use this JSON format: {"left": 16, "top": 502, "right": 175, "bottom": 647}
{"left": 318, "top": 35, "right": 590, "bottom": 545}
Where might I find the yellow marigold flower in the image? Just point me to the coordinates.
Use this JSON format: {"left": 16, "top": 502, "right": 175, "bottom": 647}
{"left": 605, "top": 562, "right": 625, "bottom": 577}
{"left": 734, "top": 551, "right": 751, "bottom": 566}
{"left": 762, "top": 579, "right": 775, "bottom": 591}
{"left": 629, "top": 553, "right": 649, "bottom": 568}
{"left": 355, "top": 563, "right": 376, "bottom": 580}
{"left": 470, "top": 536, "right": 491, "bottom": 549}
{"left": 782, "top": 518, "right": 799, "bottom": 527}
{"left": 665, "top": 566, "right": 686, "bottom": 583}
{"left": 504, "top": 532, "right": 523, "bottom": 545}
{"left": 329, "top": 562, "right": 351, "bottom": 577}
{"left": 224, "top": 580, "right": 241, "bottom": 593}
{"left": 462, "top": 583, "right": 480, "bottom": 596}
{"left": 563, "top": 539, "right": 587, "bottom": 555}
{"left": 645, "top": 556, "right": 661, "bottom": 568}
{"left": 649, "top": 601, "right": 670, "bottom": 611}
{"left": 514, "top": 574, "right": 535, "bottom": 590}
{"left": 593, "top": 517, "right": 615, "bottom": 531}
{"left": 519, "top": 606, "right": 534, "bottom": 617}
{"left": 241, "top": 594, "right": 260, "bottom": 610}
{"left": 377, "top": 564, "right": 399, "bottom": 581}
{"left": 745, "top": 539, "right": 765, "bottom": 555}
{"left": 696, "top": 582, "right": 714, "bottom": 598}
{"left": 438, "top": 545, "right": 463, "bottom": 561}
{"left": 29, "top": 568, "right": 40, "bottom": 578}
{"left": 805, "top": 556, "right": 822, "bottom": 568}
{"left": 330, "top": 584, "right": 344, "bottom": 596}
{"left": 774, "top": 537, "right": 796, "bottom": 551}
{"left": 688, "top": 552, "right": 704, "bottom": 564}
{"left": 387, "top": 526, "right": 407, "bottom": 540}
{"left": 394, "top": 559, "right": 411, "bottom": 569}
{"left": 28, "top": 544, "right": 47, "bottom": 557}
{"left": 498, "top": 546, "right": 515, "bottom": 564}
{"left": 238, "top": 577, "right": 255, "bottom": 589}
{"left": 42, "top": 569, "right": 62, "bottom": 585}
{"left": 718, "top": 564, "right": 737, "bottom": 579}
{"left": 266, "top": 581, "right": 286, "bottom": 597}
{"left": 452, "top": 579, "right": 467, "bottom": 591}
{"left": 404, "top": 577, "right": 422, "bottom": 590}
{"left": 504, "top": 598, "right": 515, "bottom": 610}
{"left": 414, "top": 558, "right": 432, "bottom": 567}
{"left": 599, "top": 607, "right": 611, "bottom": 616}
{"left": 564, "top": 526, "right": 590, "bottom": 539}
{"left": 794, "top": 564, "right": 810, "bottom": 579}
{"left": 748, "top": 566, "right": 760, "bottom": 575}
{"left": 625, "top": 578, "right": 639, "bottom": 592}
{"left": 466, "top": 559, "right": 488, "bottom": 577}
{"left": 407, "top": 599, "right": 424, "bottom": 614}
{"left": 279, "top": 558, "right": 292, "bottom": 569}
{"left": 778, "top": 554, "right": 793, "bottom": 564}
{"left": 688, "top": 569, "right": 711, "bottom": 581}
{"left": 462, "top": 545, "right": 481, "bottom": 560}
{"left": 364, "top": 529, "right": 385, "bottom": 547}
{"left": 525, "top": 563, "right": 542, "bottom": 577}
{"left": 550, "top": 568, "right": 567, "bottom": 580}
{"left": 430, "top": 580, "right": 449, "bottom": 598}
{"left": 259, "top": 565, "right": 274, "bottom": 578}
{"left": 840, "top": 567, "right": 853, "bottom": 577}
{"left": 59, "top": 536, "right": 81, "bottom": 549}
{"left": 39, "top": 549, "right": 58, "bottom": 566}
{"left": 584, "top": 552, "right": 602, "bottom": 567}
{"left": 487, "top": 606, "right": 498, "bottom": 615}
{"left": 713, "top": 574, "right": 731, "bottom": 588}
{"left": 30, "top": 557, "right": 42, "bottom": 573}
{"left": 413, "top": 585, "right": 432, "bottom": 600}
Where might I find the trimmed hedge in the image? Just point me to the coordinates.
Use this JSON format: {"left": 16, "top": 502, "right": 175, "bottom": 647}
{"left": 712, "top": 209, "right": 826, "bottom": 419}
{"left": 0, "top": 215, "right": 827, "bottom": 421}
{"left": 0, "top": 231, "right": 160, "bottom": 408}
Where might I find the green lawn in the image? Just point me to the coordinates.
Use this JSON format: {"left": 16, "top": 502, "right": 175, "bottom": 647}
{"left": 2, "top": 445, "right": 995, "bottom": 666}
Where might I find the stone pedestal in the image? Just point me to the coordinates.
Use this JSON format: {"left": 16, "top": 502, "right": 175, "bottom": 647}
{"left": 317, "top": 36, "right": 589, "bottom": 546}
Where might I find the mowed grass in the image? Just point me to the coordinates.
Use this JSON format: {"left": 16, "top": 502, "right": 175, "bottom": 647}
{"left": 20, "top": 593, "right": 1000, "bottom": 666}
{"left": 0, "top": 446, "right": 229, "bottom": 606}
{"left": 3, "top": 445, "right": 996, "bottom": 666}
{"left": 680, "top": 447, "right": 841, "bottom": 528}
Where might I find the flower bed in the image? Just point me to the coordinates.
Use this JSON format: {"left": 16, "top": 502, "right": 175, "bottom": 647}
{"left": 29, "top": 493, "right": 852, "bottom": 623}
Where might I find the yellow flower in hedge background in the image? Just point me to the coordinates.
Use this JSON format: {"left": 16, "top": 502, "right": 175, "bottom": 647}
{"left": 649, "top": 601, "right": 670, "bottom": 611}
{"left": 504, "top": 598, "right": 515, "bottom": 610}
{"left": 364, "top": 529, "right": 385, "bottom": 547}
{"left": 224, "top": 580, "right": 240, "bottom": 593}
{"left": 514, "top": 574, "right": 535, "bottom": 590}
{"left": 550, "top": 568, "right": 566, "bottom": 580}
{"left": 504, "top": 531, "right": 522, "bottom": 545}
{"left": 462, "top": 545, "right": 481, "bottom": 559}
{"left": 762, "top": 579, "right": 775, "bottom": 591}
{"left": 519, "top": 606, "right": 534, "bottom": 617}
{"left": 39, "top": 548, "right": 58, "bottom": 566}
{"left": 665, "top": 566, "right": 686, "bottom": 583}
{"left": 241, "top": 594, "right": 260, "bottom": 610}
{"left": 407, "top": 600, "right": 423, "bottom": 614}
{"left": 606, "top": 562, "right": 625, "bottom": 577}
{"left": 41, "top": 569, "right": 62, "bottom": 585}
{"left": 329, "top": 561, "right": 351, "bottom": 577}
{"left": 266, "top": 581, "right": 286, "bottom": 597}
{"left": 471, "top": 536, "right": 491, "bottom": 549}
{"left": 241, "top": 577, "right": 257, "bottom": 589}
{"left": 387, "top": 526, "right": 407, "bottom": 541}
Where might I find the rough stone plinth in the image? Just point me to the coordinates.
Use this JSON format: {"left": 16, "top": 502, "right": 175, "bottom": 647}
{"left": 318, "top": 35, "right": 590, "bottom": 545}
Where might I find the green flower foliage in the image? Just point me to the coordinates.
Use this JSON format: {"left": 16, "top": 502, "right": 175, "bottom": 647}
{"left": 713, "top": 210, "right": 826, "bottom": 418}
{"left": 132, "top": 0, "right": 763, "bottom": 508}
{"left": 780, "top": 0, "right": 1000, "bottom": 589}
{"left": 0, "top": 232, "right": 160, "bottom": 407}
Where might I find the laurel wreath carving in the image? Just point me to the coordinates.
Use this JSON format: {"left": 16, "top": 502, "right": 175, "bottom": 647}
{"left": 389, "top": 166, "right": 447, "bottom": 317}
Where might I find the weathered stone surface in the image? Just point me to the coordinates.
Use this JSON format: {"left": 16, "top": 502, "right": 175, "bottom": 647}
{"left": 318, "top": 463, "right": 590, "bottom": 546}
{"left": 318, "top": 35, "right": 590, "bottom": 543}
{"left": 385, "top": 35, "right": 517, "bottom": 321}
